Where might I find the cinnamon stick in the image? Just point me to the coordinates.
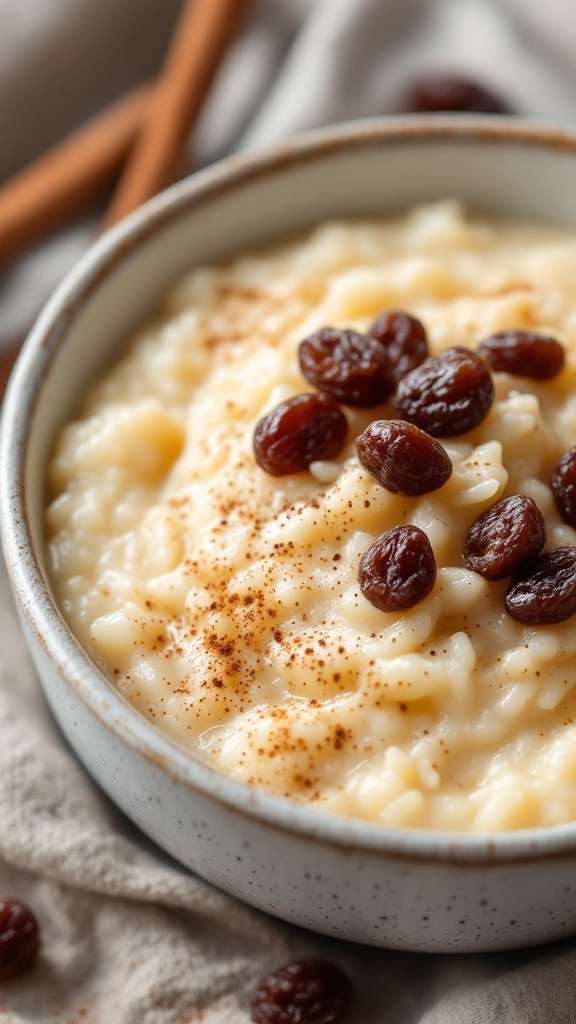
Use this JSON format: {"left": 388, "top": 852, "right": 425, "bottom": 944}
{"left": 0, "top": 85, "right": 150, "bottom": 265}
{"left": 104, "top": 0, "right": 251, "bottom": 228}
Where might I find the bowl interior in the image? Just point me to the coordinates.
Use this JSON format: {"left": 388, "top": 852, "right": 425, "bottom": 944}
{"left": 6, "top": 116, "right": 576, "bottom": 857}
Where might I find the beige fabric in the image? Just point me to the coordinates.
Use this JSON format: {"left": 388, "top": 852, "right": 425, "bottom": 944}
{"left": 2, "top": 1, "right": 576, "bottom": 1020}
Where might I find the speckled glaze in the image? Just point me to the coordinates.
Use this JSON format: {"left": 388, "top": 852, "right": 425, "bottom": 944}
{"left": 5, "top": 118, "right": 576, "bottom": 953}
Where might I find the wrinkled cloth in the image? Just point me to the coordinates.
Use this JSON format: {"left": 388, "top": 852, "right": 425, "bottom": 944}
{"left": 2, "top": 1, "right": 576, "bottom": 1021}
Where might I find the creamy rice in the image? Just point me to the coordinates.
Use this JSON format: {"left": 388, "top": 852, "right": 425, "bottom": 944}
{"left": 45, "top": 201, "right": 576, "bottom": 832}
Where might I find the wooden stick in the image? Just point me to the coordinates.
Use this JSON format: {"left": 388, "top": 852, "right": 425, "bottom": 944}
{"left": 0, "top": 342, "right": 20, "bottom": 399}
{"left": 104, "top": 0, "right": 251, "bottom": 229}
{"left": 0, "top": 85, "right": 150, "bottom": 265}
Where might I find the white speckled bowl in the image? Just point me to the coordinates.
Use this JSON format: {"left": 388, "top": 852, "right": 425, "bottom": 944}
{"left": 4, "top": 117, "right": 576, "bottom": 954}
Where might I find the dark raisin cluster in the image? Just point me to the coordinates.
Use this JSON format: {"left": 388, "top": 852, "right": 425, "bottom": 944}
{"left": 249, "top": 958, "right": 352, "bottom": 1024}
{"left": 0, "top": 898, "right": 41, "bottom": 981}
{"left": 406, "top": 73, "right": 511, "bottom": 115}
{"left": 254, "top": 309, "right": 431, "bottom": 475}
{"left": 254, "top": 318, "right": 575, "bottom": 623}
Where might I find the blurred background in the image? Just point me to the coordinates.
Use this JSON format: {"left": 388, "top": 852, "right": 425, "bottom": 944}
{"left": 2, "top": 0, "right": 576, "bottom": 356}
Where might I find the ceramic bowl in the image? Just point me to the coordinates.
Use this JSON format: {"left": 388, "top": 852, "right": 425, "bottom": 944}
{"left": 5, "top": 117, "right": 576, "bottom": 954}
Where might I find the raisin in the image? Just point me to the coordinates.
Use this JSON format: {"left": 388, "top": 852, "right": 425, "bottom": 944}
{"left": 0, "top": 899, "right": 40, "bottom": 981}
{"left": 395, "top": 346, "right": 494, "bottom": 437}
{"left": 250, "top": 958, "right": 353, "bottom": 1024}
{"left": 406, "top": 73, "right": 510, "bottom": 114}
{"left": 463, "top": 494, "right": 546, "bottom": 580}
{"left": 478, "top": 331, "right": 565, "bottom": 380}
{"left": 298, "top": 327, "right": 395, "bottom": 407}
{"left": 552, "top": 447, "right": 576, "bottom": 526}
{"left": 356, "top": 419, "right": 452, "bottom": 496}
{"left": 367, "top": 310, "right": 429, "bottom": 383}
{"left": 359, "top": 525, "right": 436, "bottom": 612}
{"left": 505, "top": 547, "right": 576, "bottom": 624}
{"left": 254, "top": 393, "right": 347, "bottom": 476}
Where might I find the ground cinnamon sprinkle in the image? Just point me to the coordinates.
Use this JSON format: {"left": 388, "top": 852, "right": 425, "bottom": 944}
{"left": 45, "top": 203, "right": 576, "bottom": 831}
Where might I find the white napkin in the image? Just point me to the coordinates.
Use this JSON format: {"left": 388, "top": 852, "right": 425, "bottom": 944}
{"left": 3, "top": 1, "right": 576, "bottom": 1020}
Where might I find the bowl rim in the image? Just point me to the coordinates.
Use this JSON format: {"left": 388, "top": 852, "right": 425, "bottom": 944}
{"left": 5, "top": 113, "right": 576, "bottom": 864}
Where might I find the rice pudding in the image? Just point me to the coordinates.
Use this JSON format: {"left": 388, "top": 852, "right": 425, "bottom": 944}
{"left": 45, "top": 200, "right": 576, "bottom": 832}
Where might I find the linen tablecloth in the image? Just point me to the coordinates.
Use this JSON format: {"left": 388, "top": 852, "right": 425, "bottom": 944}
{"left": 3, "top": 2, "right": 576, "bottom": 1020}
